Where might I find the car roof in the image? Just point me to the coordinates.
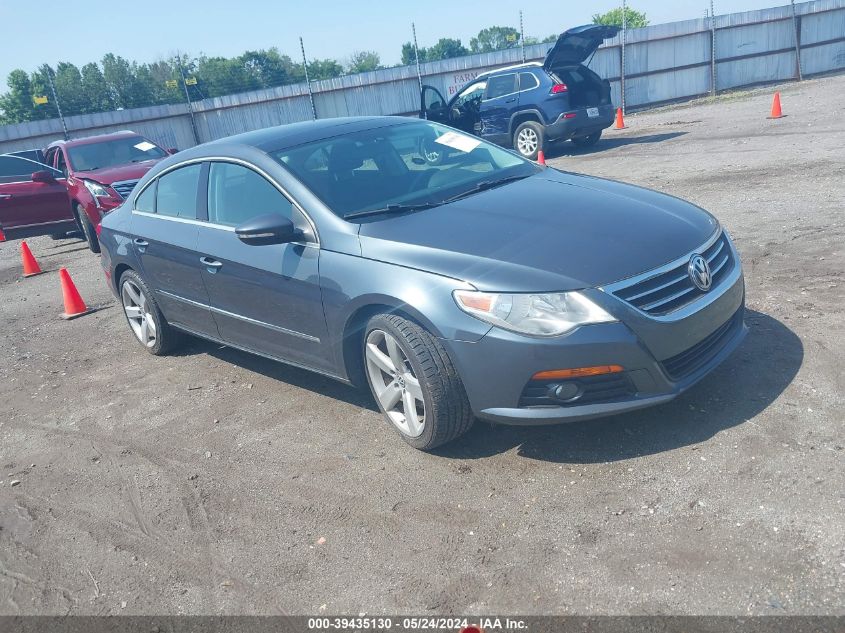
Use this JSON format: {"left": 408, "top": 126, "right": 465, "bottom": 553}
{"left": 46, "top": 130, "right": 143, "bottom": 150}
{"left": 477, "top": 61, "right": 543, "bottom": 79}
{"left": 202, "top": 116, "right": 417, "bottom": 153}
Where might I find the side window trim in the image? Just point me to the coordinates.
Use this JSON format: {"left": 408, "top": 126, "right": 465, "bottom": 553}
{"left": 197, "top": 162, "right": 210, "bottom": 222}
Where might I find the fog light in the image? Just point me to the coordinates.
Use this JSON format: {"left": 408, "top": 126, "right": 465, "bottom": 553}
{"left": 550, "top": 382, "right": 581, "bottom": 401}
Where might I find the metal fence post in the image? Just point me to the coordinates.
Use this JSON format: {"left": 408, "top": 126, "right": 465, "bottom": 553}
{"left": 791, "top": 0, "right": 803, "bottom": 81}
{"left": 412, "top": 23, "right": 424, "bottom": 101}
{"left": 45, "top": 69, "right": 69, "bottom": 140}
{"left": 710, "top": 0, "right": 717, "bottom": 95}
{"left": 178, "top": 61, "right": 201, "bottom": 146}
{"left": 520, "top": 10, "right": 526, "bottom": 63}
{"left": 621, "top": 0, "right": 627, "bottom": 114}
{"left": 300, "top": 37, "right": 318, "bottom": 120}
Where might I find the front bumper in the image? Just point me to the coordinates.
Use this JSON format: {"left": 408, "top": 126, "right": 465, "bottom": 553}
{"left": 442, "top": 266, "right": 747, "bottom": 426}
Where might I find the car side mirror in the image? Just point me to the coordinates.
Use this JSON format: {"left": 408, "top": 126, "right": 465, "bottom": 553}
{"left": 235, "top": 214, "right": 302, "bottom": 246}
{"left": 167, "top": 148, "right": 179, "bottom": 155}
{"left": 32, "top": 170, "right": 56, "bottom": 183}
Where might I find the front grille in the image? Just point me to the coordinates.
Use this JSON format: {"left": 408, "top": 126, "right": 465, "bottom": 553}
{"left": 111, "top": 179, "right": 139, "bottom": 200}
{"left": 612, "top": 232, "right": 733, "bottom": 316}
{"left": 518, "top": 372, "right": 635, "bottom": 408}
{"left": 661, "top": 309, "right": 743, "bottom": 380}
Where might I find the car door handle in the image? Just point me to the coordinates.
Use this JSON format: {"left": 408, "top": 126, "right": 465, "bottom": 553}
{"left": 505, "top": 98, "right": 516, "bottom": 103}
{"left": 0, "top": 194, "right": 12, "bottom": 200}
{"left": 200, "top": 256, "right": 223, "bottom": 272}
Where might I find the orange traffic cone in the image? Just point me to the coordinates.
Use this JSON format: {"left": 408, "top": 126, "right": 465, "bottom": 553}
{"left": 614, "top": 107, "right": 626, "bottom": 129}
{"left": 537, "top": 150, "right": 546, "bottom": 165}
{"left": 21, "top": 241, "right": 44, "bottom": 277}
{"left": 59, "top": 267, "right": 94, "bottom": 320}
{"left": 767, "top": 92, "right": 784, "bottom": 119}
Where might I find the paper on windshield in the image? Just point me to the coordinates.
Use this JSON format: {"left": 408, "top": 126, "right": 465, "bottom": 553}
{"left": 434, "top": 131, "right": 480, "bottom": 153}
{"left": 134, "top": 141, "right": 156, "bottom": 152}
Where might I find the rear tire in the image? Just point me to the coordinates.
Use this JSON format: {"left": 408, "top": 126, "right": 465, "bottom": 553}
{"left": 119, "top": 270, "right": 182, "bottom": 356}
{"left": 363, "top": 314, "right": 474, "bottom": 451}
{"left": 77, "top": 204, "right": 100, "bottom": 253}
{"left": 513, "top": 121, "right": 545, "bottom": 161}
{"left": 572, "top": 130, "right": 602, "bottom": 148}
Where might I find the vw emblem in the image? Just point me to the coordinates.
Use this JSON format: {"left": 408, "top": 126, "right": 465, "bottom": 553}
{"left": 688, "top": 254, "right": 712, "bottom": 291}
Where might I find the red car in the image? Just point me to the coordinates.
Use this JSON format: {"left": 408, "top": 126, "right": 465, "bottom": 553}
{"left": 42, "top": 131, "right": 172, "bottom": 252}
{"left": 0, "top": 154, "right": 76, "bottom": 241}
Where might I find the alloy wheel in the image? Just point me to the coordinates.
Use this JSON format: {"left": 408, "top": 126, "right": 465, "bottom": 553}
{"left": 517, "top": 128, "right": 539, "bottom": 156}
{"left": 122, "top": 279, "right": 157, "bottom": 348}
{"left": 365, "top": 329, "right": 426, "bottom": 438}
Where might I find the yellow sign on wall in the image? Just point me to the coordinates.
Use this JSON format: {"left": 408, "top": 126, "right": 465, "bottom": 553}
{"left": 33, "top": 95, "right": 48, "bottom": 105}
{"left": 184, "top": 77, "right": 198, "bottom": 85}
{"left": 165, "top": 80, "right": 178, "bottom": 88}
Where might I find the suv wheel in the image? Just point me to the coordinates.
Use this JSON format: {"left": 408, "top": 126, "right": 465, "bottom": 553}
{"left": 76, "top": 204, "right": 101, "bottom": 253}
{"left": 363, "top": 314, "right": 474, "bottom": 451}
{"left": 513, "top": 121, "right": 545, "bottom": 161}
{"left": 572, "top": 131, "right": 602, "bottom": 148}
{"left": 119, "top": 270, "right": 182, "bottom": 355}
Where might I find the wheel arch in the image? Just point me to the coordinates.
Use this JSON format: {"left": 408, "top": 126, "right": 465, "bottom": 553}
{"left": 340, "top": 297, "right": 446, "bottom": 388}
{"left": 509, "top": 110, "right": 544, "bottom": 135}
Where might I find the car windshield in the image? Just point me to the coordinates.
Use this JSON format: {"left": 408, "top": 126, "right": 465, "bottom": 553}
{"left": 272, "top": 121, "right": 539, "bottom": 219}
{"left": 67, "top": 137, "right": 167, "bottom": 171}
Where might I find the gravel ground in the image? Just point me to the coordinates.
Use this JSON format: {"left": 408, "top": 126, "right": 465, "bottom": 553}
{"left": 0, "top": 74, "right": 843, "bottom": 616}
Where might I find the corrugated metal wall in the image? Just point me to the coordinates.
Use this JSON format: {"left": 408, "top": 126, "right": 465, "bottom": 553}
{"left": 1, "top": 0, "right": 843, "bottom": 153}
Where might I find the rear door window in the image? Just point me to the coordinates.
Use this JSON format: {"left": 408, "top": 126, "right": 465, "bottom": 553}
{"left": 484, "top": 74, "right": 517, "bottom": 99}
{"left": 155, "top": 164, "right": 202, "bottom": 219}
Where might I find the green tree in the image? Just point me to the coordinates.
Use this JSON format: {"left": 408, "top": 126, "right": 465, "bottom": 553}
{"left": 469, "top": 26, "right": 520, "bottom": 53}
{"left": 240, "top": 48, "right": 297, "bottom": 88}
{"left": 592, "top": 7, "right": 649, "bottom": 28}
{"left": 305, "top": 59, "right": 343, "bottom": 81}
{"left": 401, "top": 42, "right": 427, "bottom": 66}
{"left": 101, "top": 54, "right": 153, "bottom": 109}
{"left": 0, "top": 69, "right": 38, "bottom": 123}
{"left": 80, "top": 63, "right": 113, "bottom": 112}
{"left": 427, "top": 38, "right": 469, "bottom": 60}
{"left": 346, "top": 50, "right": 382, "bottom": 74}
{"left": 52, "top": 62, "right": 88, "bottom": 116}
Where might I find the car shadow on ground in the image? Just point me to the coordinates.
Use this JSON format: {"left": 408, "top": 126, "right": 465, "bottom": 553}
{"left": 546, "top": 131, "right": 687, "bottom": 159}
{"left": 173, "top": 340, "right": 379, "bottom": 412}
{"left": 434, "top": 309, "right": 803, "bottom": 463}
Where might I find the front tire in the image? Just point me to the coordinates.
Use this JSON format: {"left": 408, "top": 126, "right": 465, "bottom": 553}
{"left": 572, "top": 130, "right": 602, "bottom": 148}
{"left": 363, "top": 314, "right": 474, "bottom": 450}
{"left": 119, "top": 270, "right": 181, "bottom": 355}
{"left": 77, "top": 204, "right": 101, "bottom": 253}
{"left": 513, "top": 121, "right": 545, "bottom": 160}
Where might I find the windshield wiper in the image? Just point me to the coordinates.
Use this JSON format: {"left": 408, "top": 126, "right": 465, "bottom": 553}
{"left": 343, "top": 201, "right": 439, "bottom": 220}
{"left": 441, "top": 173, "right": 532, "bottom": 204}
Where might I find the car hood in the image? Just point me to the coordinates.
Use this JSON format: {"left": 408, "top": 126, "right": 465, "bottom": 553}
{"left": 357, "top": 170, "right": 719, "bottom": 292}
{"left": 543, "top": 24, "right": 620, "bottom": 70}
{"left": 72, "top": 161, "right": 160, "bottom": 185}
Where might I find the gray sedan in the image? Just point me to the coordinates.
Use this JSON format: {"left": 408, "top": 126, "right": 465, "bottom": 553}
{"left": 99, "top": 116, "right": 746, "bottom": 450}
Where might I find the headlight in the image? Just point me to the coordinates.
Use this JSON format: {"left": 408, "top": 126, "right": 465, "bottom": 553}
{"left": 82, "top": 180, "right": 113, "bottom": 208}
{"left": 453, "top": 290, "right": 617, "bottom": 337}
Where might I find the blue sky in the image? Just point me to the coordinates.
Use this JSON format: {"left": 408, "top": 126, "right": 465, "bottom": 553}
{"left": 1, "top": 0, "right": 785, "bottom": 86}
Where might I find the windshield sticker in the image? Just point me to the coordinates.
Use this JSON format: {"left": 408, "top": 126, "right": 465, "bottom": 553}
{"left": 134, "top": 141, "right": 156, "bottom": 152}
{"left": 434, "top": 131, "right": 480, "bottom": 153}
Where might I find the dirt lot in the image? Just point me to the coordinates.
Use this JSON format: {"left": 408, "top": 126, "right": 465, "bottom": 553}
{"left": 1, "top": 74, "right": 843, "bottom": 617}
